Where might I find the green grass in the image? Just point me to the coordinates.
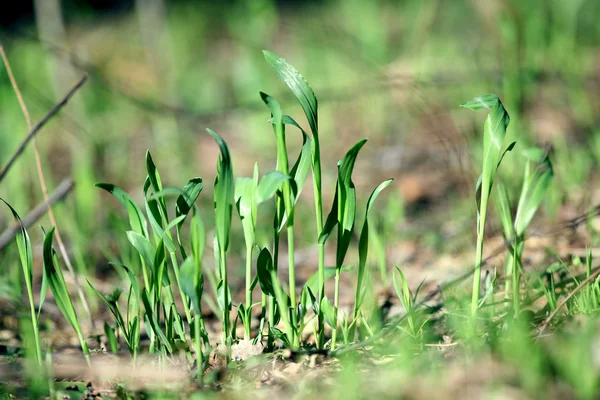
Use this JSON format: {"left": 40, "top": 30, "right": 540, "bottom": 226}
{"left": 2, "top": 0, "right": 600, "bottom": 398}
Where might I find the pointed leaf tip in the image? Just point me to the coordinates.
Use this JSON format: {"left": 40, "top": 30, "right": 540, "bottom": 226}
{"left": 461, "top": 94, "right": 501, "bottom": 111}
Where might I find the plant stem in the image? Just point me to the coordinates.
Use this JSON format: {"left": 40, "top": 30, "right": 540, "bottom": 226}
{"left": 25, "top": 281, "right": 42, "bottom": 366}
{"left": 245, "top": 244, "right": 253, "bottom": 340}
{"left": 312, "top": 139, "right": 325, "bottom": 349}
{"left": 287, "top": 225, "right": 298, "bottom": 347}
{"left": 141, "top": 262, "right": 150, "bottom": 293}
{"left": 274, "top": 115, "right": 297, "bottom": 346}
{"left": 331, "top": 267, "right": 341, "bottom": 350}
{"left": 260, "top": 292, "right": 267, "bottom": 338}
{"left": 471, "top": 191, "right": 490, "bottom": 319}
{"left": 194, "top": 312, "right": 203, "bottom": 381}
{"left": 170, "top": 252, "right": 192, "bottom": 324}
{"left": 77, "top": 330, "right": 91, "bottom": 366}
{"left": 512, "top": 241, "right": 523, "bottom": 316}
{"left": 220, "top": 246, "right": 230, "bottom": 345}
{"left": 317, "top": 243, "right": 325, "bottom": 348}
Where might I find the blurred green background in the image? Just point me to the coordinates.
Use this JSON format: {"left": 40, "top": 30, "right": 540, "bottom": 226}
{"left": 1, "top": 0, "right": 600, "bottom": 291}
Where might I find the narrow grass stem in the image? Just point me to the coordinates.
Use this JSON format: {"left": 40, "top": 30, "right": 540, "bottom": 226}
{"left": 78, "top": 332, "right": 91, "bottom": 366}
{"left": 168, "top": 251, "right": 192, "bottom": 324}
{"left": 512, "top": 241, "right": 523, "bottom": 316}
{"left": 245, "top": 244, "right": 253, "bottom": 340}
{"left": 312, "top": 151, "right": 325, "bottom": 349}
{"left": 274, "top": 113, "right": 298, "bottom": 345}
{"left": 220, "top": 246, "right": 230, "bottom": 345}
{"left": 512, "top": 250, "right": 520, "bottom": 316}
{"left": 472, "top": 232, "right": 485, "bottom": 318}
{"left": 194, "top": 313, "right": 203, "bottom": 381}
{"left": 317, "top": 243, "right": 325, "bottom": 348}
{"left": 472, "top": 192, "right": 490, "bottom": 319}
{"left": 287, "top": 225, "right": 298, "bottom": 347}
{"left": 25, "top": 282, "right": 42, "bottom": 366}
{"left": 260, "top": 292, "right": 267, "bottom": 337}
{"left": 331, "top": 268, "right": 341, "bottom": 350}
{"left": 268, "top": 227, "right": 280, "bottom": 348}
{"left": 141, "top": 263, "right": 151, "bottom": 293}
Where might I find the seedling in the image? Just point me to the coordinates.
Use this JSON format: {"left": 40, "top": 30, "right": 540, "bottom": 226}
{"left": 42, "top": 228, "right": 90, "bottom": 365}
{"left": 461, "top": 94, "right": 513, "bottom": 320}
{"left": 1, "top": 200, "right": 45, "bottom": 366}
{"left": 496, "top": 148, "right": 553, "bottom": 315}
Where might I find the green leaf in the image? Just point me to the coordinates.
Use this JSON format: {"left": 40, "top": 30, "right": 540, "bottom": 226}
{"left": 207, "top": 128, "right": 235, "bottom": 253}
{"left": 153, "top": 240, "right": 169, "bottom": 291}
{"left": 144, "top": 193, "right": 166, "bottom": 244}
{"left": 263, "top": 50, "right": 318, "bottom": 136}
{"left": 96, "top": 183, "right": 148, "bottom": 237}
{"left": 256, "top": 247, "right": 275, "bottom": 297}
{"left": 320, "top": 139, "right": 368, "bottom": 247}
{"left": 42, "top": 228, "right": 85, "bottom": 348}
{"left": 148, "top": 188, "right": 186, "bottom": 202}
{"left": 393, "top": 267, "right": 412, "bottom": 313}
{"left": 146, "top": 151, "right": 164, "bottom": 194}
{"left": 355, "top": 179, "right": 393, "bottom": 314}
{"left": 461, "top": 94, "right": 511, "bottom": 216}
{"left": 127, "top": 231, "right": 156, "bottom": 275}
{"left": 235, "top": 175, "right": 257, "bottom": 249}
{"left": 104, "top": 322, "right": 119, "bottom": 354}
{"left": 1, "top": 199, "right": 33, "bottom": 286}
{"left": 235, "top": 176, "right": 255, "bottom": 222}
{"left": 176, "top": 178, "right": 203, "bottom": 217}
{"left": 320, "top": 296, "right": 335, "bottom": 329}
{"left": 495, "top": 182, "right": 514, "bottom": 240}
{"left": 514, "top": 149, "right": 553, "bottom": 236}
{"left": 216, "top": 279, "right": 232, "bottom": 313}
{"left": 141, "top": 290, "right": 172, "bottom": 353}
{"left": 319, "top": 186, "right": 339, "bottom": 244}
{"left": 180, "top": 257, "right": 204, "bottom": 314}
{"left": 87, "top": 279, "right": 126, "bottom": 335}
{"left": 190, "top": 211, "right": 205, "bottom": 270}
{"left": 257, "top": 171, "right": 289, "bottom": 204}
{"left": 38, "top": 265, "right": 48, "bottom": 321}
{"left": 286, "top": 117, "right": 312, "bottom": 200}
{"left": 305, "top": 266, "right": 338, "bottom": 295}
{"left": 461, "top": 93, "right": 504, "bottom": 110}
{"left": 299, "top": 285, "right": 316, "bottom": 319}
{"left": 497, "top": 142, "right": 517, "bottom": 170}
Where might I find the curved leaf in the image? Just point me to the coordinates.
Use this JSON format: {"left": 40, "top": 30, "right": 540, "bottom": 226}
{"left": 207, "top": 128, "right": 234, "bottom": 252}
{"left": 263, "top": 50, "right": 318, "bottom": 136}
{"left": 257, "top": 171, "right": 289, "bottom": 204}
{"left": 96, "top": 183, "right": 148, "bottom": 237}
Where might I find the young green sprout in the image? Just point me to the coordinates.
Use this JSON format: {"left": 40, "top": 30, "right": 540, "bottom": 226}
{"left": 1, "top": 200, "right": 44, "bottom": 367}
{"left": 496, "top": 148, "right": 553, "bottom": 315}
{"left": 319, "top": 139, "right": 366, "bottom": 350}
{"left": 42, "top": 228, "right": 90, "bottom": 365}
{"left": 350, "top": 179, "right": 393, "bottom": 340}
{"left": 207, "top": 128, "right": 235, "bottom": 346}
{"left": 235, "top": 164, "right": 289, "bottom": 340}
{"left": 461, "top": 94, "right": 513, "bottom": 321}
{"left": 263, "top": 51, "right": 327, "bottom": 348}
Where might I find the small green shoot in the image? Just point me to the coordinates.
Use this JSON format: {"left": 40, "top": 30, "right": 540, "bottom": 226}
{"left": 461, "top": 94, "right": 513, "bottom": 320}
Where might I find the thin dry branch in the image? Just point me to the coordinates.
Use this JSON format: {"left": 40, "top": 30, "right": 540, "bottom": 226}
{"left": 0, "top": 178, "right": 74, "bottom": 251}
{"left": 0, "top": 69, "right": 87, "bottom": 182}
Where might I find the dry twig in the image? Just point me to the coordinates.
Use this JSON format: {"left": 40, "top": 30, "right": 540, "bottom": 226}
{"left": 0, "top": 178, "right": 74, "bottom": 251}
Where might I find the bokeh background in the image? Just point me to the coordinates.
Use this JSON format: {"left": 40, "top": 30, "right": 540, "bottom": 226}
{"left": 1, "top": 0, "right": 600, "bottom": 300}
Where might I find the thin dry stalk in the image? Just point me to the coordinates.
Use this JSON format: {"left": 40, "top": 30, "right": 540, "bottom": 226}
{"left": 0, "top": 46, "right": 94, "bottom": 330}
{"left": 0, "top": 66, "right": 87, "bottom": 182}
{"left": 0, "top": 178, "right": 74, "bottom": 251}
